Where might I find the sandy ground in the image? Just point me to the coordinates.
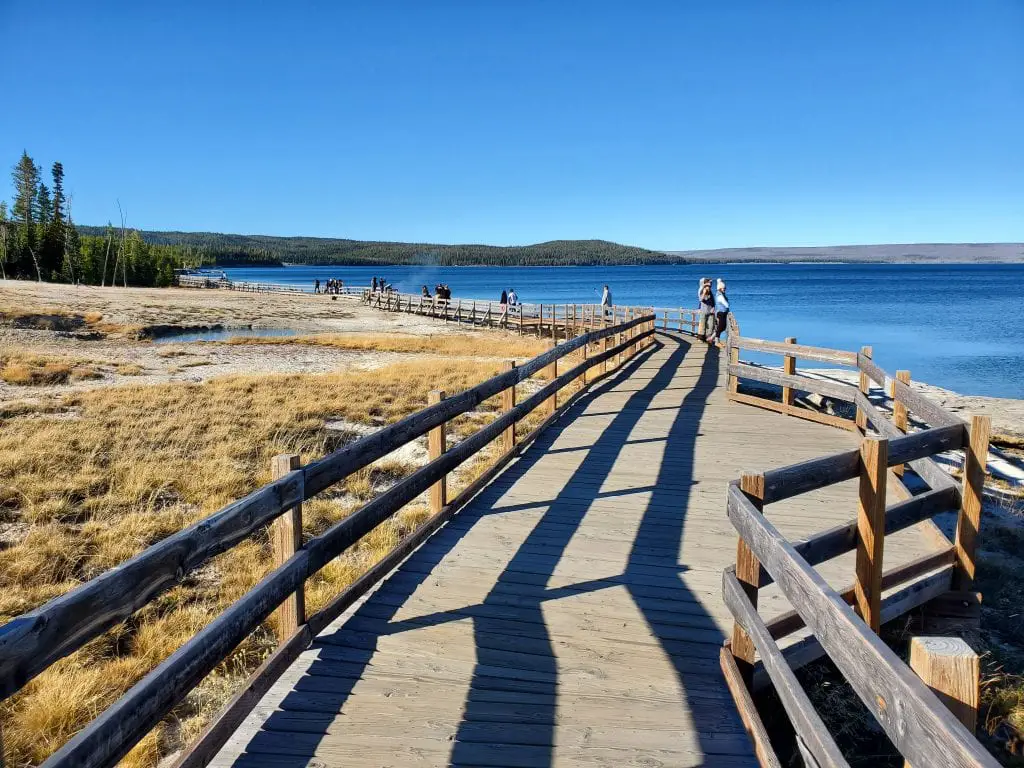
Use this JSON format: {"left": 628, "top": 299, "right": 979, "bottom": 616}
{"left": 0, "top": 280, "right": 454, "bottom": 333}
{"left": 0, "top": 281, "right": 508, "bottom": 405}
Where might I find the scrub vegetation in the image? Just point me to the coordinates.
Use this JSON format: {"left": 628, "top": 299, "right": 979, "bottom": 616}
{"left": 0, "top": 354, "right": 549, "bottom": 765}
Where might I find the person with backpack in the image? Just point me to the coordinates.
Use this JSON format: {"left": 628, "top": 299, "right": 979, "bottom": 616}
{"left": 698, "top": 278, "right": 715, "bottom": 342}
{"left": 499, "top": 289, "right": 509, "bottom": 326}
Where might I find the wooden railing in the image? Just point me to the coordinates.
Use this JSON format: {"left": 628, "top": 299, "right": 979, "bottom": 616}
{"left": 721, "top": 332, "right": 996, "bottom": 767}
{"left": 0, "top": 312, "right": 657, "bottom": 768}
{"left": 176, "top": 275, "right": 360, "bottom": 295}
{"left": 363, "top": 290, "right": 692, "bottom": 341}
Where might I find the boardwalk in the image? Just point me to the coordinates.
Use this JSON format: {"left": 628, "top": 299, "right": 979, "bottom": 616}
{"left": 212, "top": 331, "right": 942, "bottom": 767}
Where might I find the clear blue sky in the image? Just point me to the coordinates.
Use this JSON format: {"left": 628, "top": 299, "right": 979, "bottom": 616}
{"left": 1, "top": 1, "right": 1021, "bottom": 250}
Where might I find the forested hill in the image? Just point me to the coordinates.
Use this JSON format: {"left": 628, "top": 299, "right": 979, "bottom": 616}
{"left": 74, "top": 227, "right": 674, "bottom": 267}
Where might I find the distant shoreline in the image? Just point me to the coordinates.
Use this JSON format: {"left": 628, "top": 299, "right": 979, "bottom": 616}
{"left": 74, "top": 226, "right": 1024, "bottom": 268}
{"left": 242, "top": 259, "right": 1021, "bottom": 268}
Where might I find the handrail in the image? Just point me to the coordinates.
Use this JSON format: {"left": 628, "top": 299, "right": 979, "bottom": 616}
{"left": 2, "top": 312, "right": 656, "bottom": 768}
{"left": 726, "top": 484, "right": 998, "bottom": 768}
{"left": 362, "top": 290, "right": 695, "bottom": 342}
{"left": 721, "top": 326, "right": 996, "bottom": 767}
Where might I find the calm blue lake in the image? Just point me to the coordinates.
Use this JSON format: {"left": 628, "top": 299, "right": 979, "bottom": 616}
{"left": 221, "top": 263, "right": 1024, "bottom": 399}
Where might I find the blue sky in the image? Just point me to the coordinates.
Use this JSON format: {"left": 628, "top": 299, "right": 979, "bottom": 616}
{"left": 1, "top": 1, "right": 1021, "bottom": 250}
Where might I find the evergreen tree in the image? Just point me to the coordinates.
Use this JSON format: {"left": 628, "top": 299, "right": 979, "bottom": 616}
{"left": 36, "top": 182, "right": 52, "bottom": 227}
{"left": 50, "top": 162, "right": 65, "bottom": 226}
{"left": 11, "top": 151, "right": 40, "bottom": 276}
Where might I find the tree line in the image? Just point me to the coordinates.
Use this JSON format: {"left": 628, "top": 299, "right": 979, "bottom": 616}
{"left": 71, "top": 228, "right": 679, "bottom": 267}
{"left": 1, "top": 152, "right": 203, "bottom": 286}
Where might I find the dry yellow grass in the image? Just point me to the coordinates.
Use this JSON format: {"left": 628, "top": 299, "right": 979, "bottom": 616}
{"left": 0, "top": 350, "right": 101, "bottom": 386}
{"left": 0, "top": 353, "right": 544, "bottom": 765}
{"left": 225, "top": 331, "right": 549, "bottom": 359}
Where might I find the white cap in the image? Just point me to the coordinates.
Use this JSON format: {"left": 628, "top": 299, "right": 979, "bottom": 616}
{"left": 717, "top": 279, "right": 726, "bottom": 291}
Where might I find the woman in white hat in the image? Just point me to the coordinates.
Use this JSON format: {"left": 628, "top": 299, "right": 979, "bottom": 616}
{"left": 709, "top": 279, "right": 730, "bottom": 344}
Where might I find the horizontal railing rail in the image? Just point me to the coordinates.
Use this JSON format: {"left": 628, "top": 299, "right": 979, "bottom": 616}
{"left": 720, "top": 326, "right": 996, "bottom": 767}
{"left": 1, "top": 313, "right": 657, "bottom": 768}
{"left": 363, "top": 290, "right": 699, "bottom": 342}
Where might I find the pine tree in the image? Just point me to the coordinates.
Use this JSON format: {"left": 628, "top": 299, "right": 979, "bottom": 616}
{"left": 36, "top": 182, "right": 52, "bottom": 227}
{"left": 41, "top": 162, "right": 68, "bottom": 279}
{"left": 11, "top": 151, "right": 40, "bottom": 277}
{"left": 50, "top": 162, "right": 65, "bottom": 226}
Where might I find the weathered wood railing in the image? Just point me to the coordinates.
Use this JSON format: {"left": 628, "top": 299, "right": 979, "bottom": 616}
{"left": 0, "top": 312, "right": 656, "bottom": 768}
{"left": 720, "top": 333, "right": 996, "bottom": 767}
{"left": 363, "top": 290, "right": 684, "bottom": 341}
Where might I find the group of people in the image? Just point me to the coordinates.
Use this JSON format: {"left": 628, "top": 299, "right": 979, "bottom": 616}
{"left": 497, "top": 288, "right": 519, "bottom": 325}
{"left": 370, "top": 276, "right": 392, "bottom": 292}
{"left": 313, "top": 278, "right": 345, "bottom": 294}
{"left": 698, "top": 278, "right": 730, "bottom": 344}
{"left": 422, "top": 284, "right": 452, "bottom": 300}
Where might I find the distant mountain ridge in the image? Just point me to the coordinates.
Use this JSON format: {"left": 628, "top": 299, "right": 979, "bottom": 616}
{"left": 75, "top": 227, "right": 1023, "bottom": 265}
{"left": 664, "top": 243, "right": 1024, "bottom": 263}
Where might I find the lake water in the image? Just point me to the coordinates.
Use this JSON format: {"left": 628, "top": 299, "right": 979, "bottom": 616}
{"left": 221, "top": 264, "right": 1024, "bottom": 399}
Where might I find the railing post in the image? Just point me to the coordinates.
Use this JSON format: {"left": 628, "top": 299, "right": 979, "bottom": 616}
{"left": 428, "top": 391, "right": 447, "bottom": 512}
{"left": 732, "top": 472, "right": 765, "bottom": 687}
{"left": 953, "top": 415, "right": 991, "bottom": 589}
{"left": 856, "top": 345, "right": 873, "bottom": 434}
{"left": 551, "top": 305, "right": 557, "bottom": 341}
{"left": 727, "top": 334, "right": 739, "bottom": 395}
{"left": 502, "top": 361, "right": 517, "bottom": 452}
{"left": 905, "top": 637, "right": 979, "bottom": 768}
{"left": 855, "top": 436, "right": 888, "bottom": 632}
{"left": 782, "top": 337, "right": 797, "bottom": 407}
{"left": 543, "top": 343, "right": 557, "bottom": 416}
{"left": 662, "top": 310, "right": 668, "bottom": 329}
{"left": 600, "top": 333, "right": 608, "bottom": 376}
{"left": 271, "top": 453, "right": 304, "bottom": 643}
{"left": 622, "top": 309, "right": 630, "bottom": 358}
{"left": 889, "top": 369, "right": 911, "bottom": 476}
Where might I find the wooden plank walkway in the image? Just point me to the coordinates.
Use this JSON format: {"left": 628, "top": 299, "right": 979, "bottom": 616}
{"left": 213, "top": 331, "right": 942, "bottom": 767}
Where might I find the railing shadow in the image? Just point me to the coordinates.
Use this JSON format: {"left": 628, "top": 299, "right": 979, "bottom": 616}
{"left": 225, "top": 340, "right": 666, "bottom": 766}
{"left": 224, "top": 334, "right": 752, "bottom": 766}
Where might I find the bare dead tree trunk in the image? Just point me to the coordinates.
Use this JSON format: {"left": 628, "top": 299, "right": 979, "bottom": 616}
{"left": 118, "top": 201, "right": 128, "bottom": 288}
{"left": 101, "top": 230, "right": 112, "bottom": 287}
{"left": 27, "top": 245, "right": 42, "bottom": 282}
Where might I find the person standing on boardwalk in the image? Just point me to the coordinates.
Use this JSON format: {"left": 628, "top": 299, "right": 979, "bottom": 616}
{"left": 600, "top": 284, "right": 612, "bottom": 320}
{"left": 698, "top": 278, "right": 714, "bottom": 342}
{"left": 372, "top": 276, "right": 378, "bottom": 292}
{"left": 710, "top": 279, "right": 730, "bottom": 344}
{"left": 314, "top": 279, "right": 320, "bottom": 294}
{"left": 499, "top": 289, "right": 509, "bottom": 326}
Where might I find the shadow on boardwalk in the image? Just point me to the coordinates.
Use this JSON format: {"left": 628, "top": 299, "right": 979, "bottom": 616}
{"left": 233, "top": 333, "right": 743, "bottom": 766}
